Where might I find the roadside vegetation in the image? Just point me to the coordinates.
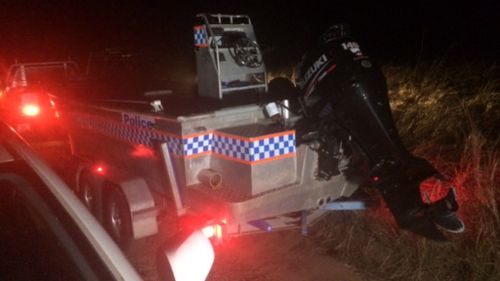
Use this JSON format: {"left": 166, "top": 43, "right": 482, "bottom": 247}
{"left": 312, "top": 58, "right": 499, "bottom": 281}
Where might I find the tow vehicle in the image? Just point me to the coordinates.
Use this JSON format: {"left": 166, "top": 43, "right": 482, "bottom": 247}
{"left": 0, "top": 61, "right": 82, "bottom": 139}
{"left": 53, "top": 13, "right": 464, "bottom": 253}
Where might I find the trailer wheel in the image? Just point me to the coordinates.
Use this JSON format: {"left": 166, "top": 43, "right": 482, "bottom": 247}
{"left": 77, "top": 171, "right": 100, "bottom": 214}
{"left": 104, "top": 187, "right": 132, "bottom": 248}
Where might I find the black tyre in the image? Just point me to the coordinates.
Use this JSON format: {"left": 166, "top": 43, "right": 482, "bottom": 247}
{"left": 104, "top": 187, "right": 132, "bottom": 249}
{"left": 77, "top": 171, "right": 100, "bottom": 215}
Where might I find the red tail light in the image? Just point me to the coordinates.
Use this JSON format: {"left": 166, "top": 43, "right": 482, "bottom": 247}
{"left": 179, "top": 216, "right": 228, "bottom": 245}
{"left": 201, "top": 219, "right": 227, "bottom": 244}
{"left": 22, "top": 104, "right": 41, "bottom": 116}
{"left": 202, "top": 224, "right": 223, "bottom": 239}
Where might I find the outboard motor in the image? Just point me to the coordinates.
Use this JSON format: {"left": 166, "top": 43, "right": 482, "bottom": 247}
{"left": 290, "top": 24, "right": 464, "bottom": 239}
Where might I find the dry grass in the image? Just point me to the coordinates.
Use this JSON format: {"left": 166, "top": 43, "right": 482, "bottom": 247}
{"left": 313, "top": 59, "right": 500, "bottom": 281}
{"left": 385, "top": 60, "right": 499, "bottom": 148}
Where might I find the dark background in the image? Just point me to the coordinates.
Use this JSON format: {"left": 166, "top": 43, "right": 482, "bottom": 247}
{"left": 0, "top": 0, "right": 498, "bottom": 76}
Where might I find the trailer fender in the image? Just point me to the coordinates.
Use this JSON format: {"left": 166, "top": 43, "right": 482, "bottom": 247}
{"left": 118, "top": 178, "right": 159, "bottom": 239}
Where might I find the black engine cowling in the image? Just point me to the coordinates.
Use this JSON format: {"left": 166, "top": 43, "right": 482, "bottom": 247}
{"left": 288, "top": 24, "right": 464, "bottom": 239}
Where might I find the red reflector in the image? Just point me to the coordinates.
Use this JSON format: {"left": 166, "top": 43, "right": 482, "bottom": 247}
{"left": 131, "top": 144, "right": 154, "bottom": 158}
{"left": 93, "top": 164, "right": 107, "bottom": 176}
{"left": 372, "top": 176, "right": 380, "bottom": 182}
{"left": 22, "top": 104, "right": 40, "bottom": 116}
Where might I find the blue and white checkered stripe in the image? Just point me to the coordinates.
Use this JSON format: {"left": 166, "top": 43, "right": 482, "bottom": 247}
{"left": 213, "top": 133, "right": 295, "bottom": 162}
{"left": 183, "top": 133, "right": 213, "bottom": 156}
{"left": 250, "top": 134, "right": 296, "bottom": 161}
{"left": 193, "top": 25, "right": 208, "bottom": 47}
{"left": 75, "top": 114, "right": 295, "bottom": 162}
{"left": 213, "top": 134, "right": 252, "bottom": 161}
{"left": 76, "top": 114, "right": 184, "bottom": 156}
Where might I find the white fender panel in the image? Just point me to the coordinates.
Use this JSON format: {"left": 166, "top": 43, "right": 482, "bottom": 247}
{"left": 120, "top": 178, "right": 158, "bottom": 239}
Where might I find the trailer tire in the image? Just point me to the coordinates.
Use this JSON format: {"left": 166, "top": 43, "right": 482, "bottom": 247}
{"left": 77, "top": 170, "right": 101, "bottom": 215}
{"left": 104, "top": 186, "right": 132, "bottom": 249}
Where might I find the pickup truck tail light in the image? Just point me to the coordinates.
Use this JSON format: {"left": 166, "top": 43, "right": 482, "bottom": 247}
{"left": 22, "top": 104, "right": 41, "bottom": 116}
{"left": 18, "top": 92, "right": 57, "bottom": 119}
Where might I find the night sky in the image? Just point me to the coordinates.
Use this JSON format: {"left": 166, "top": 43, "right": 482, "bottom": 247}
{"left": 0, "top": 1, "right": 498, "bottom": 75}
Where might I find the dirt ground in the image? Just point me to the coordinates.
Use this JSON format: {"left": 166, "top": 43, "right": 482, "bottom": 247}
{"left": 126, "top": 225, "right": 365, "bottom": 281}
{"left": 207, "top": 230, "right": 365, "bottom": 281}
